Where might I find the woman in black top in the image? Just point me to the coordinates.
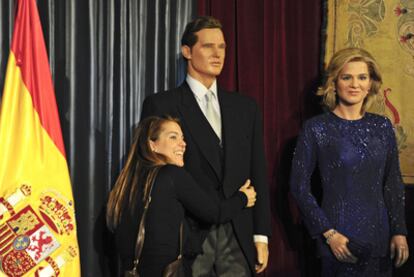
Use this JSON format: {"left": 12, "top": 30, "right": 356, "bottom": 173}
{"left": 106, "top": 116, "right": 256, "bottom": 276}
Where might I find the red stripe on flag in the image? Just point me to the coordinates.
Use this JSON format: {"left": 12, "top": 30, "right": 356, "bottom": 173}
{"left": 0, "top": 242, "right": 13, "bottom": 256}
{"left": 0, "top": 225, "right": 13, "bottom": 237}
{"left": 0, "top": 233, "right": 14, "bottom": 249}
{"left": 10, "top": 0, "right": 66, "bottom": 157}
{"left": 0, "top": 224, "right": 9, "bottom": 235}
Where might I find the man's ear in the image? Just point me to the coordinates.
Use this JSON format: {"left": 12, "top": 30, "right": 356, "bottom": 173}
{"left": 181, "top": 45, "right": 191, "bottom": 60}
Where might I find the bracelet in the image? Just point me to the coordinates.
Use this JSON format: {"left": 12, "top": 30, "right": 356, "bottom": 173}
{"left": 325, "top": 229, "right": 337, "bottom": 245}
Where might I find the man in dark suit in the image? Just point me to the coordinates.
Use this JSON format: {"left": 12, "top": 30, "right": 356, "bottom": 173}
{"left": 141, "top": 16, "right": 271, "bottom": 276}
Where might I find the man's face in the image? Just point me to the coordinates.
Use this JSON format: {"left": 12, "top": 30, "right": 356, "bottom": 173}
{"left": 182, "top": 28, "right": 226, "bottom": 86}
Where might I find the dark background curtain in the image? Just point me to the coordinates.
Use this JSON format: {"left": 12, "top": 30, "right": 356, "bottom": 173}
{"left": 1, "top": 0, "right": 413, "bottom": 276}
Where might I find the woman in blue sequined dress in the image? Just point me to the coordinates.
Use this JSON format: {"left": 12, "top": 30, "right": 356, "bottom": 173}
{"left": 290, "top": 48, "right": 409, "bottom": 276}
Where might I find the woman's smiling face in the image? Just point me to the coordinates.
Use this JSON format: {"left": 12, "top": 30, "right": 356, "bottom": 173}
{"left": 150, "top": 121, "right": 186, "bottom": 167}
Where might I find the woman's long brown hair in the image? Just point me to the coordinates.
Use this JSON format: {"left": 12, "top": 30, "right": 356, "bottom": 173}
{"left": 106, "top": 116, "right": 178, "bottom": 231}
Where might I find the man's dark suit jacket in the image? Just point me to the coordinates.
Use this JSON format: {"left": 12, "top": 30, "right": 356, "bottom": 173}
{"left": 141, "top": 82, "right": 271, "bottom": 272}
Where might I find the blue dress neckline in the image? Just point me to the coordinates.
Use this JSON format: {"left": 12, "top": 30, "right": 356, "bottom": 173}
{"left": 328, "top": 111, "right": 366, "bottom": 123}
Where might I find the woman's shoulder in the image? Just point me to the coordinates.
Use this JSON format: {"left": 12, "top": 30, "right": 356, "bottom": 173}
{"left": 159, "top": 164, "right": 186, "bottom": 174}
{"left": 361, "top": 113, "right": 395, "bottom": 137}
{"left": 305, "top": 113, "right": 330, "bottom": 124}
{"left": 300, "top": 113, "right": 331, "bottom": 133}
{"left": 157, "top": 165, "right": 195, "bottom": 193}
{"left": 158, "top": 164, "right": 190, "bottom": 182}
{"left": 364, "top": 112, "right": 392, "bottom": 126}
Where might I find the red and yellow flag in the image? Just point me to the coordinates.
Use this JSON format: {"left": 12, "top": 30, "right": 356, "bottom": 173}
{"left": 0, "top": 0, "right": 81, "bottom": 276}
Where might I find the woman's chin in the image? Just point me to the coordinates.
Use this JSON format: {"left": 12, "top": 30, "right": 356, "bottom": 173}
{"left": 168, "top": 160, "right": 184, "bottom": 167}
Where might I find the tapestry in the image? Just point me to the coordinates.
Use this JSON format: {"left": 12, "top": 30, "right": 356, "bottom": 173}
{"left": 324, "top": 0, "right": 414, "bottom": 184}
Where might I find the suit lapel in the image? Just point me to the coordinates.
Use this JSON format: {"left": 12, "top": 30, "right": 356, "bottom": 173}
{"left": 177, "top": 84, "right": 223, "bottom": 180}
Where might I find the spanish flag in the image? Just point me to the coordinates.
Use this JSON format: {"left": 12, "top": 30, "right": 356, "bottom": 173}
{"left": 0, "top": 0, "right": 81, "bottom": 276}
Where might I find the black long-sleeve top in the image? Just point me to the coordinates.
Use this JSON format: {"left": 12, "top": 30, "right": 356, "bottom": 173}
{"left": 115, "top": 164, "right": 247, "bottom": 275}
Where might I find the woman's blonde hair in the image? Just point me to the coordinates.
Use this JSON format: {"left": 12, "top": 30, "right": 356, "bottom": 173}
{"left": 106, "top": 116, "right": 180, "bottom": 230}
{"left": 317, "top": 48, "right": 382, "bottom": 113}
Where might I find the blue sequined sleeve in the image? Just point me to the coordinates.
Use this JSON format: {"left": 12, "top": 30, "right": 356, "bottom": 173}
{"left": 383, "top": 119, "right": 407, "bottom": 236}
{"left": 290, "top": 121, "right": 333, "bottom": 237}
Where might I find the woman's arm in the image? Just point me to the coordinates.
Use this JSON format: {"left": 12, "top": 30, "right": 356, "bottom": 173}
{"left": 383, "top": 118, "right": 407, "bottom": 236}
{"left": 289, "top": 120, "right": 333, "bottom": 236}
{"left": 290, "top": 121, "right": 359, "bottom": 263}
{"left": 170, "top": 166, "right": 250, "bottom": 223}
{"left": 382, "top": 118, "right": 409, "bottom": 266}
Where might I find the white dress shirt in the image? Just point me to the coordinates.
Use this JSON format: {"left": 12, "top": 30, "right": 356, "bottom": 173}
{"left": 186, "top": 75, "right": 222, "bottom": 124}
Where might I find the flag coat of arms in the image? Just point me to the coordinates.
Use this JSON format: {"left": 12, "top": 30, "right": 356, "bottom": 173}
{"left": 0, "top": 0, "right": 81, "bottom": 276}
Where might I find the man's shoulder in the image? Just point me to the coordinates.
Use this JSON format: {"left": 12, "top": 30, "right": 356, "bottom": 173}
{"left": 219, "top": 89, "right": 258, "bottom": 107}
{"left": 143, "top": 84, "right": 189, "bottom": 111}
{"left": 146, "top": 85, "right": 184, "bottom": 100}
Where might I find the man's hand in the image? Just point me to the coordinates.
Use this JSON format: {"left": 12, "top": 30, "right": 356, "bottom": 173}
{"left": 255, "top": 242, "right": 269, "bottom": 273}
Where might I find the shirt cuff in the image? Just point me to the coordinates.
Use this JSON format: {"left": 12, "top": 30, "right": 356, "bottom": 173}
{"left": 253, "top": 235, "right": 268, "bottom": 244}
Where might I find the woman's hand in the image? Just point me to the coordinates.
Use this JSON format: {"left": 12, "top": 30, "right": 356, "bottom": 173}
{"left": 324, "top": 229, "right": 357, "bottom": 263}
{"left": 239, "top": 179, "right": 256, "bottom": 207}
{"left": 390, "top": 235, "right": 409, "bottom": 267}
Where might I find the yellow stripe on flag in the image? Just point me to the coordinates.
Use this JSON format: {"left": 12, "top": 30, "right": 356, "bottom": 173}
{"left": 0, "top": 53, "right": 73, "bottom": 198}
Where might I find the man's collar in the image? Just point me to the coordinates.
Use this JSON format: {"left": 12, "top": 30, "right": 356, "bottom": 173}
{"left": 186, "top": 74, "right": 217, "bottom": 101}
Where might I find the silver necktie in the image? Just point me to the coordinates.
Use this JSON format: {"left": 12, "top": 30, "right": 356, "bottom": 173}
{"left": 205, "top": 90, "right": 222, "bottom": 140}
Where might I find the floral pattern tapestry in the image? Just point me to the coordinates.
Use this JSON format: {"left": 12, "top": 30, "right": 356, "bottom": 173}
{"left": 324, "top": 0, "right": 414, "bottom": 184}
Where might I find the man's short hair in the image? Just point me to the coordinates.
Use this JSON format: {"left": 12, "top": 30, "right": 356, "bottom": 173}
{"left": 181, "top": 16, "right": 223, "bottom": 48}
